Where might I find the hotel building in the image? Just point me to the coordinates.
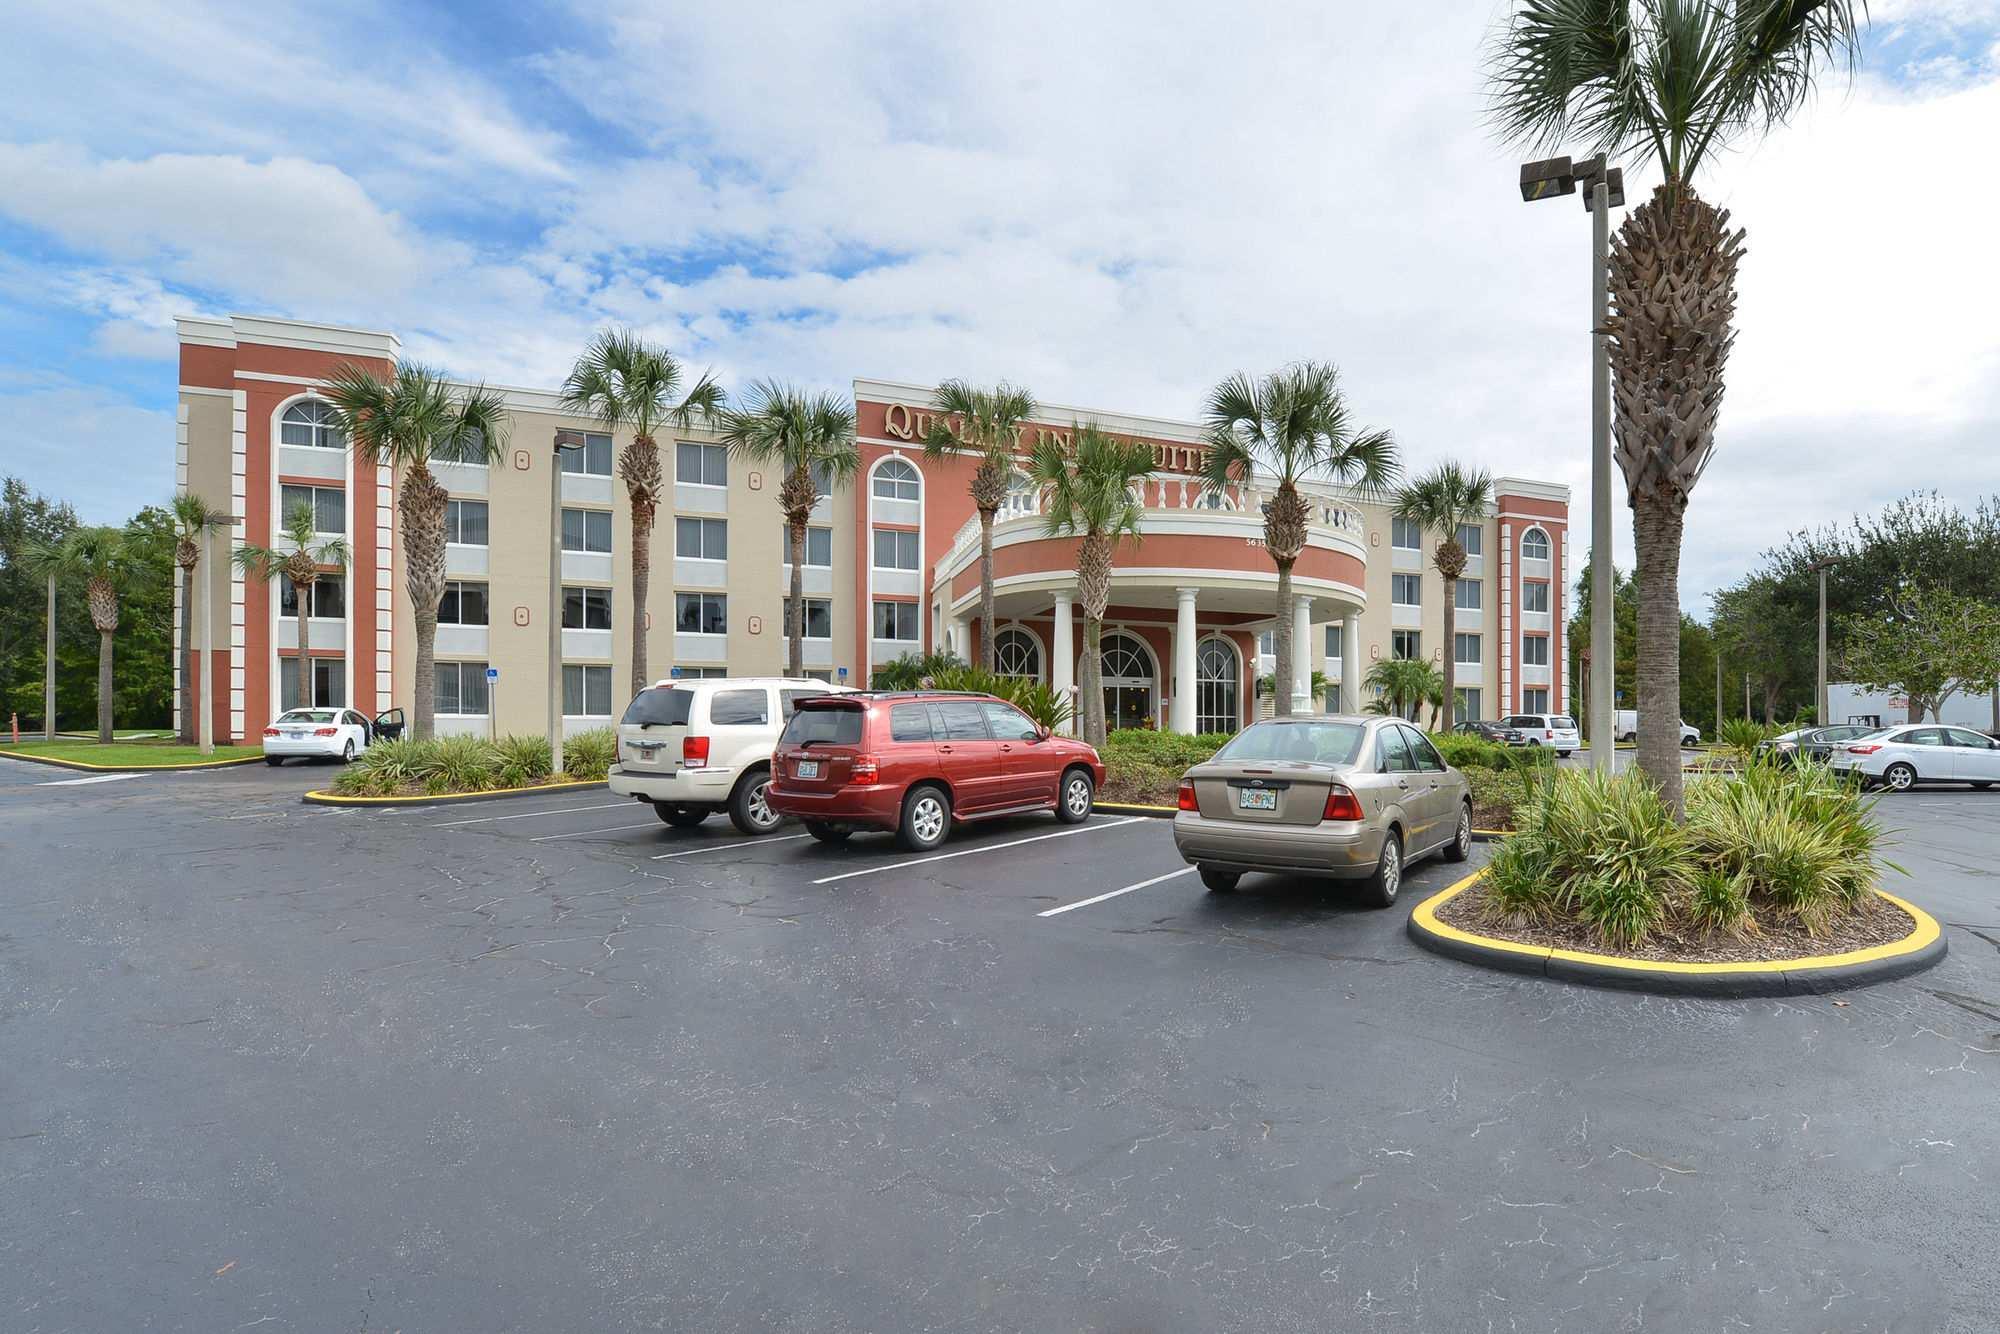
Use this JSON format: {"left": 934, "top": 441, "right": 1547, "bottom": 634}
{"left": 174, "top": 315, "right": 1570, "bottom": 743}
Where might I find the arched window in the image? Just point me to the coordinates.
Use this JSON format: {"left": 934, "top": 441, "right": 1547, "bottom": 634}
{"left": 872, "top": 457, "right": 920, "bottom": 501}
{"left": 1100, "top": 632, "right": 1155, "bottom": 732}
{"left": 280, "top": 399, "right": 342, "bottom": 449}
{"left": 995, "top": 627, "right": 1041, "bottom": 679}
{"left": 1195, "top": 638, "right": 1240, "bottom": 735}
{"left": 1002, "top": 473, "right": 1038, "bottom": 519}
{"left": 1521, "top": 526, "right": 1551, "bottom": 561}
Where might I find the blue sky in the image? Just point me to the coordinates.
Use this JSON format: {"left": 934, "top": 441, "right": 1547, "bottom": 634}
{"left": 2, "top": 0, "right": 1996, "bottom": 605}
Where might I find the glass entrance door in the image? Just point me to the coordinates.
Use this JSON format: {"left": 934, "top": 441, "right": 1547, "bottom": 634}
{"left": 1101, "top": 633, "right": 1154, "bottom": 731}
{"left": 1195, "top": 638, "right": 1240, "bottom": 734}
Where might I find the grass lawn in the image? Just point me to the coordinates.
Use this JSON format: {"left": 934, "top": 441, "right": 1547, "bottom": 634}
{"left": 0, "top": 737, "right": 257, "bottom": 767}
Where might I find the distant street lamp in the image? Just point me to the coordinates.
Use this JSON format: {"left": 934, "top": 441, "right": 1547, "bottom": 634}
{"left": 1806, "top": 557, "right": 1838, "bottom": 726}
{"left": 1520, "top": 153, "right": 1624, "bottom": 771}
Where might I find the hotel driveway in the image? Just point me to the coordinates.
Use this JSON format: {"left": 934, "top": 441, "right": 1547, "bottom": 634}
{"left": 3, "top": 762, "right": 1999, "bottom": 1331}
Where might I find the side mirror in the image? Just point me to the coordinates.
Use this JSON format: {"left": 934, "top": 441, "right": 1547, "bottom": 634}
{"left": 1034, "top": 725, "right": 1052, "bottom": 742}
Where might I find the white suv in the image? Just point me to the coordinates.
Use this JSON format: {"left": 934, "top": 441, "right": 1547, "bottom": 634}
{"left": 609, "top": 678, "right": 850, "bottom": 834}
{"left": 1503, "top": 713, "right": 1580, "bottom": 757}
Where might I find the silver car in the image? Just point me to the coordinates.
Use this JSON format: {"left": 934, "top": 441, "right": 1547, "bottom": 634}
{"left": 1172, "top": 715, "right": 1472, "bottom": 906}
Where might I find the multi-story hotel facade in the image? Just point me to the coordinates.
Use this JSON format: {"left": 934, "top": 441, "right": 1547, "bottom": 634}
{"left": 175, "top": 315, "right": 1570, "bottom": 744}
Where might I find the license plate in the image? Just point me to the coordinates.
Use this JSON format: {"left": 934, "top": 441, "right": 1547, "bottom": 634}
{"left": 1238, "top": 788, "right": 1277, "bottom": 810}
{"left": 796, "top": 760, "right": 820, "bottom": 779}
{"left": 286, "top": 730, "right": 306, "bottom": 738}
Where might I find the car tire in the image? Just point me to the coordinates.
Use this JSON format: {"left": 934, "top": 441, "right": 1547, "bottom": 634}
{"left": 1558, "top": 751, "right": 1573, "bottom": 759}
{"left": 728, "top": 769, "right": 783, "bottom": 836}
{"left": 1442, "top": 802, "right": 1472, "bottom": 863}
{"left": 265, "top": 756, "right": 283, "bottom": 767}
{"left": 898, "top": 784, "right": 951, "bottom": 852}
{"left": 1883, "top": 762, "right": 1918, "bottom": 793}
{"left": 1973, "top": 782, "right": 1994, "bottom": 791}
{"left": 804, "top": 820, "right": 851, "bottom": 845}
{"left": 1359, "top": 830, "right": 1403, "bottom": 908}
{"left": 341, "top": 739, "right": 355, "bottom": 763}
{"left": 1056, "top": 767, "right": 1095, "bottom": 824}
{"left": 656, "top": 804, "right": 708, "bottom": 828}
{"left": 1199, "top": 866, "right": 1239, "bottom": 893}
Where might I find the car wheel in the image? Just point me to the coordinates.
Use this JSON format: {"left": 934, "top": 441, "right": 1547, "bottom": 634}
{"left": 655, "top": 805, "right": 708, "bottom": 828}
{"left": 1883, "top": 762, "right": 1917, "bottom": 793}
{"left": 898, "top": 785, "right": 951, "bottom": 852}
{"left": 1359, "top": 830, "right": 1403, "bottom": 908}
{"left": 341, "top": 739, "right": 356, "bottom": 763}
{"left": 1973, "top": 782, "right": 1994, "bottom": 791}
{"left": 1056, "top": 767, "right": 1095, "bottom": 824}
{"left": 1199, "top": 866, "right": 1239, "bottom": 893}
{"left": 1442, "top": 802, "right": 1472, "bottom": 863}
{"left": 1558, "top": 751, "right": 1573, "bottom": 759}
{"left": 729, "top": 770, "right": 783, "bottom": 836}
{"left": 265, "top": 756, "right": 284, "bottom": 767}
{"left": 804, "top": 820, "right": 851, "bottom": 845}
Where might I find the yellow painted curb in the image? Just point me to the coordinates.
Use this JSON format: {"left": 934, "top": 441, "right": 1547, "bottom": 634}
{"left": 302, "top": 778, "right": 608, "bottom": 807}
{"left": 0, "top": 748, "right": 264, "bottom": 773}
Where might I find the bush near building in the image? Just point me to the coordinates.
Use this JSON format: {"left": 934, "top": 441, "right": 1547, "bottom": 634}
{"left": 332, "top": 729, "right": 617, "bottom": 796}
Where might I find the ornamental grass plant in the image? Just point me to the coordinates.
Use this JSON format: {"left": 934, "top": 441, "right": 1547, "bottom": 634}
{"left": 331, "top": 728, "right": 617, "bottom": 796}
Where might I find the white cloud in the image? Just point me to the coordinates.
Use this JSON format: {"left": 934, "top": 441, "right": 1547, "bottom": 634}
{"left": 0, "top": 376, "right": 174, "bottom": 524}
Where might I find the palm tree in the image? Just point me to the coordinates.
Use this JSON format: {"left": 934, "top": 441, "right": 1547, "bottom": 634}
{"left": 1393, "top": 463, "right": 1493, "bottom": 732}
{"left": 1490, "top": 0, "right": 1863, "bottom": 813}
{"left": 717, "top": 381, "right": 860, "bottom": 677}
{"left": 169, "top": 492, "right": 232, "bottom": 743}
{"left": 1028, "top": 422, "right": 1154, "bottom": 745}
{"left": 18, "top": 537, "right": 64, "bottom": 739}
{"left": 234, "top": 502, "right": 352, "bottom": 712}
{"left": 1365, "top": 657, "right": 1441, "bottom": 723}
{"left": 1203, "top": 363, "right": 1397, "bottom": 717}
{"left": 560, "top": 329, "right": 724, "bottom": 696}
{"left": 39, "top": 527, "right": 129, "bottom": 742}
{"left": 322, "top": 363, "right": 508, "bottom": 741}
{"left": 921, "top": 380, "right": 1037, "bottom": 671}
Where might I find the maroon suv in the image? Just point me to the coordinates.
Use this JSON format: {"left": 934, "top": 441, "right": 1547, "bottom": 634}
{"left": 766, "top": 692, "right": 1106, "bottom": 851}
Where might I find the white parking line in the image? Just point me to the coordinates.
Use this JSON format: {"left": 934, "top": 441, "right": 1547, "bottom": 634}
{"left": 811, "top": 817, "right": 1145, "bottom": 885}
{"left": 653, "top": 833, "right": 811, "bottom": 859}
{"left": 433, "top": 800, "right": 632, "bottom": 827}
{"left": 528, "top": 821, "right": 663, "bottom": 842}
{"left": 36, "top": 773, "right": 142, "bottom": 787}
{"left": 1038, "top": 867, "right": 1195, "bottom": 917}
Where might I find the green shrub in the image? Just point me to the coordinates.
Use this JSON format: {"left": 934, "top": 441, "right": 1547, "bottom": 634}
{"left": 1717, "top": 717, "right": 1780, "bottom": 759}
{"left": 1430, "top": 733, "right": 1511, "bottom": 771}
{"left": 1685, "top": 759, "right": 1889, "bottom": 934}
{"left": 335, "top": 736, "right": 432, "bottom": 794}
{"left": 1689, "top": 867, "right": 1757, "bottom": 938}
{"left": 1100, "top": 728, "right": 1230, "bottom": 769}
{"left": 1464, "top": 765, "right": 1529, "bottom": 830}
{"left": 871, "top": 650, "right": 965, "bottom": 690}
{"left": 1482, "top": 830, "right": 1558, "bottom": 923}
{"left": 563, "top": 727, "right": 617, "bottom": 781}
{"left": 428, "top": 734, "right": 498, "bottom": 792}
{"left": 493, "top": 734, "right": 553, "bottom": 787}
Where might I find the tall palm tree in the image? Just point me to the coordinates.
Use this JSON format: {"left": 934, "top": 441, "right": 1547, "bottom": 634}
{"left": 560, "top": 329, "right": 724, "bottom": 696}
{"left": 1203, "top": 362, "right": 1397, "bottom": 717}
{"left": 921, "top": 380, "right": 1037, "bottom": 671}
{"left": 1029, "top": 422, "right": 1154, "bottom": 745}
{"left": 323, "top": 364, "right": 508, "bottom": 741}
{"left": 717, "top": 380, "right": 860, "bottom": 677}
{"left": 18, "top": 537, "right": 64, "bottom": 739}
{"left": 39, "top": 527, "right": 129, "bottom": 742}
{"left": 1365, "top": 656, "right": 1441, "bottom": 723}
{"left": 1392, "top": 463, "right": 1493, "bottom": 731}
{"left": 169, "top": 492, "right": 232, "bottom": 743}
{"left": 1490, "top": 0, "right": 1863, "bottom": 813}
{"left": 234, "top": 502, "right": 352, "bottom": 712}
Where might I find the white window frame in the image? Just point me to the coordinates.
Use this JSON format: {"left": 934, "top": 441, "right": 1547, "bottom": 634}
{"left": 1523, "top": 580, "right": 1550, "bottom": 614}
{"left": 1391, "top": 517, "right": 1422, "bottom": 550}
{"left": 873, "top": 599, "right": 920, "bottom": 642}
{"left": 561, "top": 508, "right": 613, "bottom": 554}
{"left": 562, "top": 586, "right": 613, "bottom": 631}
{"left": 782, "top": 525, "right": 833, "bottom": 568}
{"left": 444, "top": 498, "right": 488, "bottom": 547}
{"left": 562, "top": 663, "right": 613, "bottom": 717}
{"left": 1521, "top": 526, "right": 1551, "bottom": 561}
{"left": 872, "top": 527, "right": 920, "bottom": 571}
{"left": 435, "top": 661, "right": 491, "bottom": 716}
{"left": 675, "top": 516, "right": 728, "bottom": 560}
{"left": 676, "top": 592, "right": 728, "bottom": 636}
{"left": 1391, "top": 572, "right": 1422, "bottom": 606}
{"left": 1454, "top": 632, "right": 1481, "bottom": 666}
{"left": 559, "top": 431, "right": 614, "bottom": 477}
{"left": 279, "top": 483, "right": 346, "bottom": 537}
{"left": 279, "top": 398, "right": 343, "bottom": 450}
{"left": 438, "top": 580, "right": 489, "bottom": 627}
{"left": 784, "top": 596, "right": 833, "bottom": 642}
{"left": 1522, "top": 634, "right": 1550, "bottom": 667}
{"left": 1455, "top": 522, "right": 1482, "bottom": 557}
{"left": 676, "top": 442, "right": 728, "bottom": 488}
{"left": 1392, "top": 629, "right": 1421, "bottom": 661}
{"left": 872, "top": 457, "right": 920, "bottom": 501}
{"left": 1455, "top": 578, "right": 1482, "bottom": 612}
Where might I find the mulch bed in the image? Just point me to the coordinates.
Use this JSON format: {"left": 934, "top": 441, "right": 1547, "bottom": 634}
{"left": 1437, "top": 881, "right": 1913, "bottom": 963}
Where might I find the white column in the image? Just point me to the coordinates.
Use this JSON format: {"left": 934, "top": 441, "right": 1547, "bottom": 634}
{"left": 1050, "top": 593, "right": 1075, "bottom": 734}
{"left": 1291, "top": 595, "right": 1314, "bottom": 714}
{"left": 1341, "top": 609, "right": 1362, "bottom": 714}
{"left": 949, "top": 614, "right": 970, "bottom": 662}
{"left": 1171, "top": 588, "right": 1198, "bottom": 734}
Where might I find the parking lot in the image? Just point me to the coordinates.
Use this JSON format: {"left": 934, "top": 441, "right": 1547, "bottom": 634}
{"left": 5, "top": 758, "right": 2000, "bottom": 1331}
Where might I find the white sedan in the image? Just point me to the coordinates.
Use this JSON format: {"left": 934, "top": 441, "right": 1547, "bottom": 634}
{"left": 1831, "top": 724, "right": 2000, "bottom": 792}
{"left": 261, "top": 708, "right": 375, "bottom": 765}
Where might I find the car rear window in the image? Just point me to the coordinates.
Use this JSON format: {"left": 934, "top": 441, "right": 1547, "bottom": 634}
{"left": 278, "top": 710, "right": 339, "bottom": 724}
{"left": 1214, "top": 720, "right": 1366, "bottom": 766}
{"left": 1551, "top": 716, "right": 1576, "bottom": 729}
{"left": 621, "top": 687, "right": 692, "bottom": 727}
{"left": 889, "top": 703, "right": 933, "bottom": 741}
{"left": 781, "top": 705, "right": 862, "bottom": 747}
{"left": 710, "top": 689, "right": 770, "bottom": 726}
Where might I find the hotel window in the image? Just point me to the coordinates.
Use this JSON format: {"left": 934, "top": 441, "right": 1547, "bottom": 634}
{"left": 995, "top": 628, "right": 1040, "bottom": 679}
{"left": 784, "top": 596, "right": 832, "bottom": 641}
{"left": 1258, "top": 630, "right": 1275, "bottom": 658}
{"left": 1523, "top": 687, "right": 1550, "bottom": 713}
{"left": 279, "top": 575, "right": 346, "bottom": 620}
{"left": 437, "top": 581, "right": 488, "bottom": 626}
{"left": 563, "top": 664, "right": 613, "bottom": 717}
{"left": 1456, "top": 522, "right": 1482, "bottom": 557}
{"left": 562, "top": 586, "right": 612, "bottom": 631}
{"left": 561, "top": 508, "right": 613, "bottom": 554}
{"left": 1456, "top": 687, "right": 1483, "bottom": 725}
{"left": 675, "top": 666, "right": 728, "bottom": 680}
{"left": 1523, "top": 580, "right": 1550, "bottom": 613}
{"left": 430, "top": 425, "right": 487, "bottom": 465}
{"left": 279, "top": 484, "right": 345, "bottom": 536}
{"left": 1522, "top": 527, "right": 1551, "bottom": 561}
{"left": 675, "top": 516, "right": 728, "bottom": 560}
{"left": 279, "top": 399, "right": 343, "bottom": 449}
{"left": 1454, "top": 633, "right": 1481, "bottom": 665}
{"left": 1391, "top": 573, "right": 1422, "bottom": 606}
{"left": 1392, "top": 517, "right": 1422, "bottom": 550}
{"left": 1456, "top": 578, "right": 1482, "bottom": 611}
{"left": 872, "top": 457, "right": 919, "bottom": 501}
{"left": 1523, "top": 635, "right": 1550, "bottom": 666}
{"left": 559, "top": 432, "right": 614, "bottom": 476}
{"left": 676, "top": 442, "right": 727, "bottom": 487}
{"left": 1392, "top": 629, "right": 1421, "bottom": 661}
{"left": 676, "top": 592, "right": 727, "bottom": 635}
{"left": 1324, "top": 623, "right": 1342, "bottom": 660}
{"left": 435, "top": 661, "right": 490, "bottom": 715}
{"left": 873, "top": 528, "right": 920, "bottom": 570}
{"left": 444, "top": 498, "right": 488, "bottom": 546}
{"left": 781, "top": 525, "right": 833, "bottom": 567}
{"left": 280, "top": 657, "right": 345, "bottom": 708}
{"left": 874, "top": 600, "right": 920, "bottom": 641}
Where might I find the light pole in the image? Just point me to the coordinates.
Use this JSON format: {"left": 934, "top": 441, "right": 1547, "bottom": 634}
{"left": 551, "top": 429, "right": 583, "bottom": 776}
{"left": 1520, "top": 153, "right": 1624, "bottom": 771}
{"left": 1806, "top": 557, "right": 1837, "bottom": 726}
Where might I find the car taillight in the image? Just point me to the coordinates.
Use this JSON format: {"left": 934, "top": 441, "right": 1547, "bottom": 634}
{"left": 851, "top": 755, "right": 879, "bottom": 785}
{"left": 314, "top": 727, "right": 338, "bottom": 736}
{"left": 1322, "top": 784, "right": 1364, "bottom": 821}
{"left": 262, "top": 727, "right": 279, "bottom": 737}
{"left": 1176, "top": 780, "right": 1197, "bottom": 811}
{"left": 682, "top": 735, "right": 710, "bottom": 768}
{"left": 1847, "top": 744, "right": 1881, "bottom": 754}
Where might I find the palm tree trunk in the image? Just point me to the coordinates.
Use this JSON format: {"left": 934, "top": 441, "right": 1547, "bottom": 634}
{"left": 178, "top": 563, "right": 197, "bottom": 744}
{"left": 43, "top": 572, "right": 56, "bottom": 739}
{"left": 788, "top": 517, "right": 806, "bottom": 677}
{"left": 97, "top": 628, "right": 113, "bottom": 743}
{"left": 401, "top": 465, "right": 449, "bottom": 742}
{"left": 1083, "top": 617, "right": 1103, "bottom": 745}
{"left": 297, "top": 599, "right": 312, "bottom": 709}
{"left": 977, "top": 509, "right": 997, "bottom": 672}
{"left": 1440, "top": 576, "right": 1457, "bottom": 731}
{"left": 1273, "top": 558, "right": 1296, "bottom": 718}
{"left": 1633, "top": 496, "right": 1685, "bottom": 816}
{"left": 630, "top": 507, "right": 653, "bottom": 698}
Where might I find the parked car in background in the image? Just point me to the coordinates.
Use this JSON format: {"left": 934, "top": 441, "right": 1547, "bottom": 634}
{"left": 1830, "top": 724, "right": 2000, "bottom": 791}
{"left": 766, "top": 692, "right": 1104, "bottom": 851}
{"left": 1611, "top": 710, "right": 1702, "bottom": 746}
{"left": 1502, "top": 713, "right": 1580, "bottom": 757}
{"left": 1454, "top": 719, "right": 1524, "bottom": 745}
{"left": 1172, "top": 715, "right": 1471, "bottom": 907}
{"left": 1756, "top": 724, "right": 1877, "bottom": 765}
{"left": 262, "top": 708, "right": 384, "bottom": 765}
{"left": 609, "top": 677, "right": 850, "bottom": 834}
